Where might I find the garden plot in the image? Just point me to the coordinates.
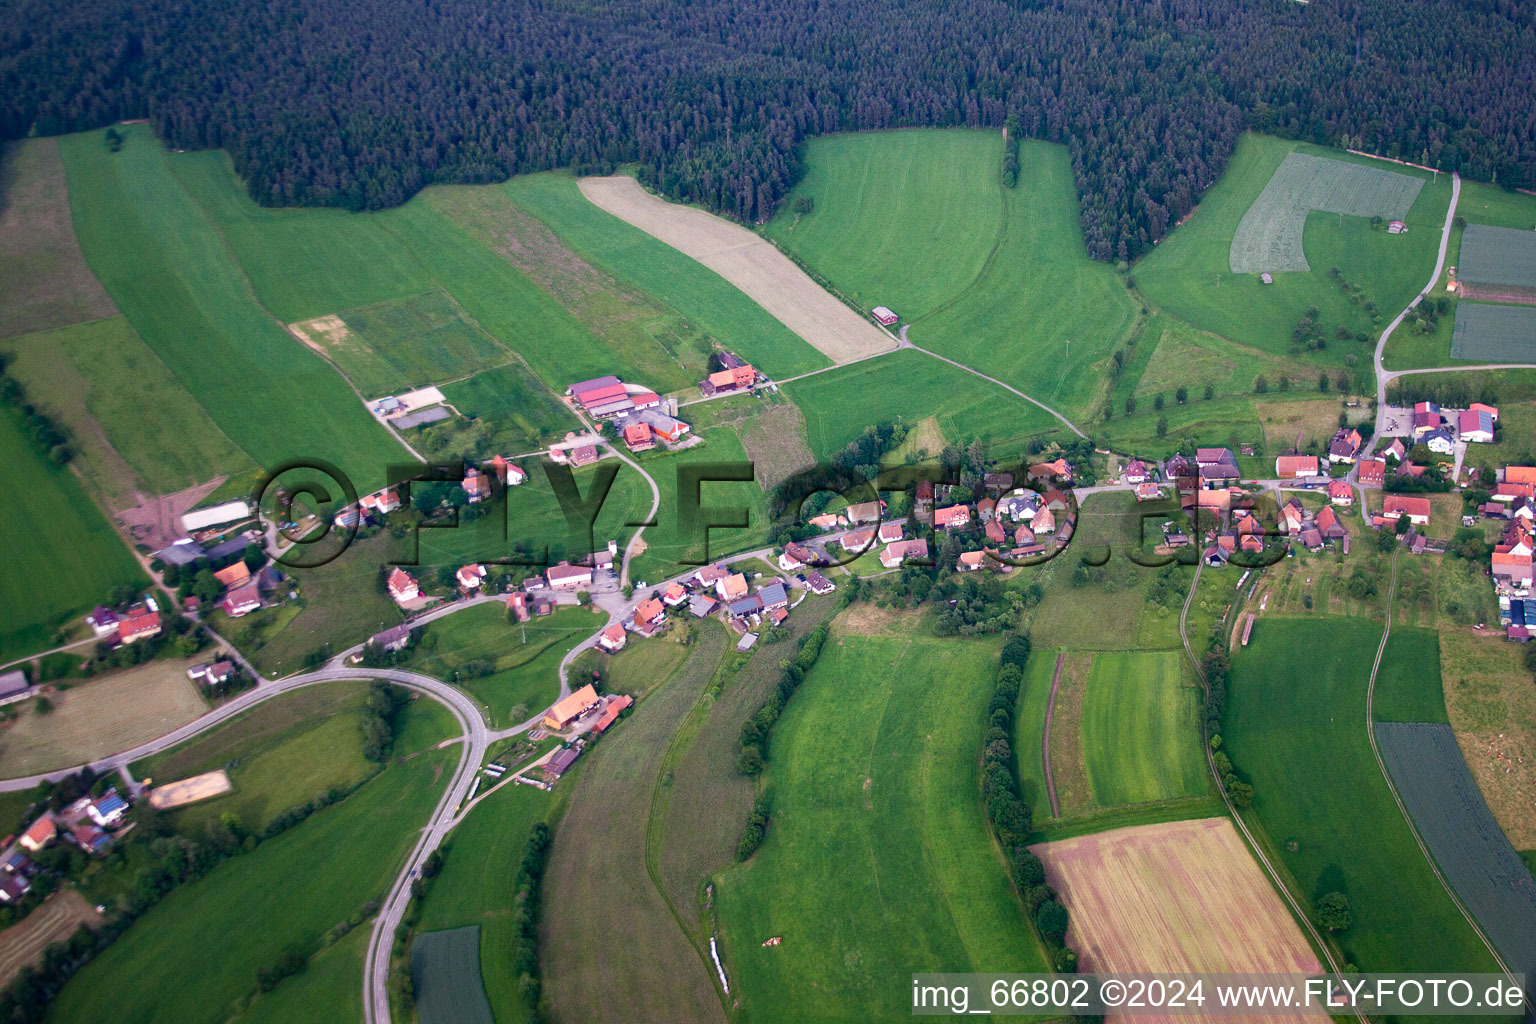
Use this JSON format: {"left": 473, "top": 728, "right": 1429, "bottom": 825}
{"left": 1450, "top": 302, "right": 1536, "bottom": 362}
{"left": 411, "top": 926, "right": 494, "bottom": 1024}
{"left": 1375, "top": 723, "right": 1536, "bottom": 976}
{"left": 1458, "top": 225, "right": 1536, "bottom": 291}
{"left": 1230, "top": 153, "right": 1423, "bottom": 274}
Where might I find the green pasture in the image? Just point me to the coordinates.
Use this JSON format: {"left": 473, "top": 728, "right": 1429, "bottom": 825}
{"left": 58, "top": 126, "right": 407, "bottom": 493}
{"left": 785, "top": 347, "right": 1064, "bottom": 462}
{"left": 714, "top": 635, "right": 1049, "bottom": 1022}
{"left": 0, "top": 404, "right": 145, "bottom": 660}
{"left": 418, "top": 783, "right": 556, "bottom": 1024}
{"left": 1373, "top": 626, "right": 1449, "bottom": 725}
{"left": 1079, "top": 651, "right": 1207, "bottom": 807}
{"left": 1136, "top": 133, "right": 1453, "bottom": 365}
{"left": 314, "top": 288, "right": 512, "bottom": 397}
{"left": 1013, "top": 653, "right": 1056, "bottom": 818}
{"left": 1, "top": 315, "right": 258, "bottom": 509}
{"left": 505, "top": 172, "right": 828, "bottom": 380}
{"left": 1225, "top": 616, "right": 1499, "bottom": 979}
{"left": 233, "top": 926, "right": 367, "bottom": 1024}
{"left": 1457, "top": 224, "right": 1536, "bottom": 291}
{"left": 764, "top": 130, "right": 1001, "bottom": 319}
{"left": 408, "top": 604, "right": 602, "bottom": 725}
{"left": 1457, "top": 180, "right": 1536, "bottom": 231}
{"left": 1121, "top": 314, "right": 1321, "bottom": 406}
{"left": 436, "top": 361, "right": 574, "bottom": 456}
{"left": 1451, "top": 302, "right": 1536, "bottom": 362}
{"left": 47, "top": 746, "right": 455, "bottom": 1024}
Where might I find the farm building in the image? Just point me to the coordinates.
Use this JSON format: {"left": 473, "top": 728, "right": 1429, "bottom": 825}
{"left": 546, "top": 563, "right": 593, "bottom": 589}
{"left": 594, "top": 695, "right": 634, "bottom": 733}
{"left": 1260, "top": 272, "right": 1273, "bottom": 285}
{"left": 871, "top": 306, "right": 899, "bottom": 326}
{"left": 569, "top": 376, "right": 639, "bottom": 418}
{"left": 0, "top": 670, "right": 30, "bottom": 706}
{"left": 181, "top": 501, "right": 252, "bottom": 533}
{"left": 699, "top": 364, "right": 758, "bottom": 397}
{"left": 1388, "top": 220, "right": 1407, "bottom": 234}
{"left": 546, "top": 747, "right": 581, "bottom": 778}
{"left": 1459, "top": 409, "right": 1495, "bottom": 443}
{"left": 1382, "top": 495, "right": 1432, "bottom": 525}
{"left": 1274, "top": 454, "right": 1320, "bottom": 479}
{"left": 623, "top": 422, "right": 655, "bottom": 452}
{"left": 545, "top": 685, "right": 601, "bottom": 730}
{"left": 688, "top": 594, "right": 718, "bottom": 617}
{"left": 758, "top": 582, "right": 789, "bottom": 610}
{"left": 221, "top": 581, "right": 262, "bottom": 617}
{"left": 117, "top": 606, "right": 162, "bottom": 644}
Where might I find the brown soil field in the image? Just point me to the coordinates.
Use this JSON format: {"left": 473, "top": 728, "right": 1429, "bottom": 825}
{"left": 148, "top": 768, "right": 233, "bottom": 809}
{"left": 1046, "top": 653, "right": 1095, "bottom": 817}
{"left": 0, "top": 891, "right": 96, "bottom": 986}
{"left": 1458, "top": 283, "right": 1536, "bottom": 306}
{"left": 1034, "top": 818, "right": 1324, "bottom": 1023}
{"left": 115, "top": 476, "right": 226, "bottom": 549}
{"left": 713, "top": 400, "right": 815, "bottom": 492}
{"left": 0, "top": 139, "right": 117, "bottom": 340}
{"left": 0, "top": 659, "right": 209, "bottom": 776}
{"left": 577, "top": 176, "right": 898, "bottom": 364}
{"left": 1438, "top": 627, "right": 1536, "bottom": 849}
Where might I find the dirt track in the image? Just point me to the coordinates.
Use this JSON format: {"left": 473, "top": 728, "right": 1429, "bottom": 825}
{"left": 577, "top": 176, "right": 897, "bottom": 364}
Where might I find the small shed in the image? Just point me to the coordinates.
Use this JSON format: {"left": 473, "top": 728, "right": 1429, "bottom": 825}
{"left": 871, "top": 306, "right": 899, "bottom": 327}
{"left": 1259, "top": 272, "right": 1274, "bottom": 285}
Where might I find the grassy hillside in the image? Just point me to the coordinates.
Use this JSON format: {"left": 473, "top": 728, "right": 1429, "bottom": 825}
{"left": 1136, "top": 133, "right": 1453, "bottom": 365}
{"left": 0, "top": 404, "right": 145, "bottom": 659}
{"left": 764, "top": 130, "right": 1001, "bottom": 319}
{"left": 59, "top": 126, "right": 408, "bottom": 494}
{"left": 1226, "top": 616, "right": 1498, "bottom": 980}
{"left": 714, "top": 633, "right": 1049, "bottom": 1022}
{"left": 1079, "top": 651, "right": 1207, "bottom": 807}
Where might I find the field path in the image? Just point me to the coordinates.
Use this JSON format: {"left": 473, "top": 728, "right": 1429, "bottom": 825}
{"left": 1362, "top": 554, "right": 1516, "bottom": 978}
{"left": 578, "top": 176, "right": 897, "bottom": 364}
{"left": 1040, "top": 653, "right": 1065, "bottom": 818}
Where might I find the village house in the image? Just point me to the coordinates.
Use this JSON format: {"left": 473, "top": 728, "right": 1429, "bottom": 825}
{"left": 877, "top": 521, "right": 905, "bottom": 543}
{"left": 699, "top": 363, "right": 758, "bottom": 397}
{"left": 462, "top": 467, "right": 493, "bottom": 503}
{"left": 1122, "top": 459, "right": 1150, "bottom": 484}
{"left": 845, "top": 500, "right": 884, "bottom": 525}
{"left": 1280, "top": 499, "right": 1305, "bottom": 535}
{"left": 1328, "top": 480, "right": 1354, "bottom": 506}
{"left": 759, "top": 582, "right": 789, "bottom": 611}
{"left": 933, "top": 504, "right": 971, "bottom": 530}
{"left": 544, "top": 684, "right": 601, "bottom": 730}
{"left": 958, "top": 550, "right": 987, "bottom": 572}
{"left": 569, "top": 444, "right": 599, "bottom": 467}
{"left": 808, "top": 512, "right": 845, "bottom": 531}
{"left": 546, "top": 562, "right": 593, "bottom": 590}
{"left": 19, "top": 817, "right": 55, "bottom": 853}
{"left": 1458, "top": 408, "right": 1495, "bottom": 443}
{"left": 1381, "top": 495, "right": 1432, "bottom": 526}
{"left": 778, "top": 542, "right": 817, "bottom": 572}
{"left": 688, "top": 593, "right": 718, "bottom": 617}
{"left": 1274, "top": 454, "right": 1320, "bottom": 479}
{"left": 804, "top": 571, "right": 836, "bottom": 595}
{"left": 1357, "top": 458, "right": 1386, "bottom": 486}
{"left": 1412, "top": 402, "right": 1443, "bottom": 439}
{"left": 662, "top": 582, "right": 689, "bottom": 607}
{"left": 85, "top": 606, "right": 120, "bottom": 638}
{"left": 840, "top": 527, "right": 877, "bottom": 551}
{"left": 1027, "top": 458, "right": 1072, "bottom": 483}
{"left": 1315, "top": 505, "right": 1347, "bottom": 540}
{"left": 0, "top": 876, "right": 30, "bottom": 904}
{"left": 490, "top": 455, "right": 527, "bottom": 487}
{"left": 623, "top": 421, "right": 655, "bottom": 452}
{"left": 983, "top": 472, "right": 1014, "bottom": 494}
{"left": 456, "top": 564, "right": 487, "bottom": 591}
{"left": 693, "top": 565, "right": 730, "bottom": 588}
{"left": 221, "top": 580, "right": 263, "bottom": 618}
{"left": 387, "top": 568, "right": 420, "bottom": 605}
{"left": 727, "top": 594, "right": 764, "bottom": 620}
{"left": 372, "top": 623, "right": 413, "bottom": 653}
{"left": 1031, "top": 506, "right": 1057, "bottom": 535}
{"left": 72, "top": 825, "right": 111, "bottom": 855}
{"left": 998, "top": 492, "right": 1039, "bottom": 520}
{"left": 976, "top": 497, "right": 997, "bottom": 523}
{"left": 87, "top": 791, "right": 129, "bottom": 829}
{"left": 879, "top": 538, "right": 929, "bottom": 569}
{"left": 213, "top": 561, "right": 250, "bottom": 589}
{"left": 1382, "top": 439, "right": 1407, "bottom": 462}
{"left": 1328, "top": 428, "right": 1363, "bottom": 464}
{"left": 506, "top": 591, "right": 529, "bottom": 622}
{"left": 716, "top": 573, "right": 749, "bottom": 602}
{"left": 117, "top": 605, "right": 162, "bottom": 645}
{"left": 1134, "top": 482, "right": 1162, "bottom": 502}
{"left": 361, "top": 488, "right": 402, "bottom": 515}
{"left": 985, "top": 519, "right": 1007, "bottom": 543}
{"left": 1423, "top": 428, "right": 1455, "bottom": 455}
{"left": 598, "top": 623, "right": 627, "bottom": 652}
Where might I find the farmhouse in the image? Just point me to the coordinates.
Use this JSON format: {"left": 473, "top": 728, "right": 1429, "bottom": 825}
{"left": 220, "top": 581, "right": 263, "bottom": 618}
{"left": 1458, "top": 408, "right": 1495, "bottom": 443}
{"left": 545, "top": 684, "right": 601, "bottom": 730}
{"left": 1328, "top": 480, "right": 1354, "bottom": 505}
{"left": 1328, "top": 428, "right": 1363, "bottom": 463}
{"left": 117, "top": 606, "right": 162, "bottom": 645}
{"left": 623, "top": 421, "right": 655, "bottom": 452}
{"left": 546, "top": 563, "right": 593, "bottom": 590}
{"left": 871, "top": 306, "right": 899, "bottom": 327}
{"left": 1274, "top": 454, "right": 1319, "bottom": 479}
{"left": 933, "top": 505, "right": 971, "bottom": 530}
{"left": 699, "top": 364, "right": 758, "bottom": 397}
{"left": 1357, "top": 458, "right": 1386, "bottom": 486}
{"left": 387, "top": 568, "right": 420, "bottom": 605}
{"left": 598, "top": 623, "right": 627, "bottom": 652}
{"left": 1381, "top": 495, "right": 1432, "bottom": 525}
{"left": 879, "top": 538, "right": 928, "bottom": 569}
{"left": 456, "top": 564, "right": 487, "bottom": 590}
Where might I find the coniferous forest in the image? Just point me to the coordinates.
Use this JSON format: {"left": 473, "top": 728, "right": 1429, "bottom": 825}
{"left": 2, "top": 0, "right": 1533, "bottom": 261}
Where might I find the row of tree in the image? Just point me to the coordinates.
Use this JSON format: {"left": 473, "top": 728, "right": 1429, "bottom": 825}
{"left": 7, "top": 0, "right": 1533, "bottom": 262}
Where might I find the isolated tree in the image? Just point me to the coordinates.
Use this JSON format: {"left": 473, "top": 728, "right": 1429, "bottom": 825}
{"left": 1156, "top": 416, "right": 1168, "bottom": 438}
{"left": 1254, "top": 376, "right": 1269, "bottom": 394}
{"left": 793, "top": 195, "right": 813, "bottom": 216}
{"left": 1153, "top": 393, "right": 1165, "bottom": 410}
{"left": 1279, "top": 376, "right": 1292, "bottom": 392}
{"left": 1175, "top": 386, "right": 1188, "bottom": 404}
{"left": 1316, "top": 892, "right": 1353, "bottom": 932}
{"left": 1125, "top": 396, "right": 1137, "bottom": 415}
{"left": 1318, "top": 372, "right": 1330, "bottom": 392}
{"left": 1203, "top": 384, "right": 1214, "bottom": 400}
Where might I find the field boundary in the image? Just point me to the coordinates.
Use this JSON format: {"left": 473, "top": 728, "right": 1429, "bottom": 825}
{"left": 1041, "top": 653, "right": 1065, "bottom": 817}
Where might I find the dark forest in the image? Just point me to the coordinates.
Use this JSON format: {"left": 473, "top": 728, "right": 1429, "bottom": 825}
{"left": 3, "top": 0, "right": 1532, "bottom": 261}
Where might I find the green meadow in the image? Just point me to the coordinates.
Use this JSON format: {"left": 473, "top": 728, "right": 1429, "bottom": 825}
{"left": 1079, "top": 651, "right": 1208, "bottom": 808}
{"left": 48, "top": 743, "right": 456, "bottom": 1023}
{"left": 1136, "top": 133, "right": 1453, "bottom": 365}
{"left": 59, "top": 126, "right": 408, "bottom": 494}
{"left": 1373, "top": 627, "right": 1450, "bottom": 725}
{"left": 784, "top": 347, "right": 1065, "bottom": 462}
{"left": 1225, "top": 617, "right": 1498, "bottom": 980}
{"left": 505, "top": 172, "right": 829, "bottom": 381}
{"left": 0, "top": 404, "right": 145, "bottom": 659}
{"left": 714, "top": 634, "right": 1049, "bottom": 1022}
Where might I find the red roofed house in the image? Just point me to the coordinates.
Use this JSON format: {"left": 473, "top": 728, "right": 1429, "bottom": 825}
{"left": 1316, "top": 505, "right": 1347, "bottom": 539}
{"left": 1382, "top": 495, "right": 1431, "bottom": 525}
{"left": 594, "top": 694, "right": 634, "bottom": 733}
{"left": 598, "top": 623, "right": 627, "bottom": 652}
{"left": 213, "top": 562, "right": 250, "bottom": 588}
{"left": 387, "top": 568, "right": 420, "bottom": 605}
{"left": 877, "top": 522, "right": 904, "bottom": 543}
{"left": 490, "top": 455, "right": 527, "bottom": 487}
{"left": 456, "top": 564, "right": 487, "bottom": 590}
{"left": 1122, "top": 459, "right": 1149, "bottom": 484}
{"left": 985, "top": 519, "right": 1007, "bottom": 543}
{"left": 958, "top": 551, "right": 987, "bottom": 571}
{"left": 221, "top": 581, "right": 262, "bottom": 618}
{"left": 1134, "top": 482, "right": 1162, "bottom": 502}
{"left": 569, "top": 445, "right": 599, "bottom": 467}
{"left": 1506, "top": 467, "right": 1536, "bottom": 487}
{"left": 933, "top": 505, "right": 971, "bottom": 530}
{"left": 1492, "top": 552, "right": 1534, "bottom": 591}
{"left": 623, "top": 422, "right": 655, "bottom": 452}
{"left": 634, "top": 598, "right": 666, "bottom": 629}
{"left": 1032, "top": 506, "right": 1057, "bottom": 535}
{"left": 662, "top": 582, "right": 689, "bottom": 607}
{"left": 716, "top": 573, "right": 749, "bottom": 602}
{"left": 462, "top": 467, "right": 492, "bottom": 503}
{"left": 1027, "top": 458, "right": 1073, "bottom": 483}
{"left": 117, "top": 607, "right": 162, "bottom": 645}
{"left": 1275, "top": 454, "right": 1320, "bottom": 479}
{"left": 1357, "top": 458, "right": 1386, "bottom": 486}
{"left": 506, "top": 591, "right": 529, "bottom": 622}
{"left": 1328, "top": 480, "right": 1354, "bottom": 506}
{"left": 701, "top": 364, "right": 758, "bottom": 396}
{"left": 19, "top": 817, "right": 55, "bottom": 852}
{"left": 879, "top": 538, "right": 929, "bottom": 569}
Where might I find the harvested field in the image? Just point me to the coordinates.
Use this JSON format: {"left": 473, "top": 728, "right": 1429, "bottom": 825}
{"left": 705, "top": 398, "right": 815, "bottom": 492}
{"left": 0, "top": 139, "right": 117, "bottom": 340}
{"left": 1046, "top": 653, "right": 1094, "bottom": 817}
{"left": 1451, "top": 302, "right": 1536, "bottom": 362}
{"left": 1457, "top": 283, "right": 1536, "bottom": 306}
{"left": 0, "top": 891, "right": 96, "bottom": 987}
{"left": 1230, "top": 153, "right": 1423, "bottom": 274}
{"left": 577, "top": 176, "right": 897, "bottom": 364}
{"left": 1034, "top": 817, "right": 1325, "bottom": 1023}
{"left": 0, "top": 659, "right": 208, "bottom": 776}
{"left": 1459, "top": 224, "right": 1536, "bottom": 290}
{"left": 148, "top": 769, "right": 233, "bottom": 809}
{"left": 1255, "top": 398, "right": 1352, "bottom": 453}
{"left": 1439, "top": 628, "right": 1536, "bottom": 849}
{"left": 1376, "top": 723, "right": 1536, "bottom": 976}
{"left": 411, "top": 926, "right": 494, "bottom": 1024}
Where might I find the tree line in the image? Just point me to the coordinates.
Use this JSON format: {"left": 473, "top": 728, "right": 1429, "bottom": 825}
{"left": 4, "top": 0, "right": 1534, "bottom": 262}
